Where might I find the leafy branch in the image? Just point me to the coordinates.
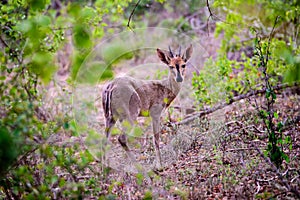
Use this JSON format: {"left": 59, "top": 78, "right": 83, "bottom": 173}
{"left": 254, "top": 16, "right": 287, "bottom": 168}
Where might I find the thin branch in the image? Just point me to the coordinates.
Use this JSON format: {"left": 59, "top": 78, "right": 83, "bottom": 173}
{"left": 177, "top": 82, "right": 299, "bottom": 125}
{"left": 206, "top": 0, "right": 213, "bottom": 36}
{"left": 225, "top": 120, "right": 265, "bottom": 133}
{"left": 225, "top": 147, "right": 256, "bottom": 152}
{"left": 257, "top": 177, "right": 275, "bottom": 182}
{"left": 291, "top": 175, "right": 299, "bottom": 183}
{"left": 51, "top": 26, "right": 73, "bottom": 31}
{"left": 205, "top": 0, "right": 246, "bottom": 36}
{"left": 205, "top": 0, "right": 255, "bottom": 36}
{"left": 265, "top": 16, "right": 280, "bottom": 67}
{"left": 0, "top": 36, "right": 9, "bottom": 48}
{"left": 127, "top": 0, "right": 141, "bottom": 32}
{"left": 255, "top": 181, "right": 261, "bottom": 194}
{"left": 206, "top": 0, "right": 225, "bottom": 24}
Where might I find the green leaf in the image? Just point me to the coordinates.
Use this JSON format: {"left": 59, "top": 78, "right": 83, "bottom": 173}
{"left": 282, "top": 153, "right": 290, "bottom": 163}
{"left": 29, "top": 52, "right": 56, "bottom": 84}
{"left": 271, "top": 92, "right": 276, "bottom": 100}
{"left": 132, "top": 126, "right": 143, "bottom": 137}
{"left": 28, "top": 0, "right": 49, "bottom": 10}
{"left": 0, "top": 126, "right": 19, "bottom": 174}
{"left": 35, "top": 15, "right": 51, "bottom": 26}
{"left": 101, "top": 68, "right": 114, "bottom": 80}
{"left": 80, "top": 7, "right": 96, "bottom": 20}
{"left": 16, "top": 20, "right": 33, "bottom": 33}
{"left": 73, "top": 24, "right": 92, "bottom": 49}
{"left": 273, "top": 112, "right": 278, "bottom": 119}
{"left": 76, "top": 62, "right": 113, "bottom": 84}
{"left": 277, "top": 121, "right": 283, "bottom": 131}
{"left": 265, "top": 89, "right": 271, "bottom": 99}
{"left": 67, "top": 2, "right": 81, "bottom": 17}
{"left": 136, "top": 173, "right": 144, "bottom": 185}
{"left": 143, "top": 190, "right": 153, "bottom": 200}
{"left": 63, "top": 122, "right": 70, "bottom": 129}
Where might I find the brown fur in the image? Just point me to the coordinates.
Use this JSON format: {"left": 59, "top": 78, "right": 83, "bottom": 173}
{"left": 102, "top": 45, "right": 193, "bottom": 168}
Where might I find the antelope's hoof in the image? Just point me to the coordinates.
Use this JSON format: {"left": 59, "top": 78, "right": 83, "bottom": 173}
{"left": 152, "top": 162, "right": 164, "bottom": 173}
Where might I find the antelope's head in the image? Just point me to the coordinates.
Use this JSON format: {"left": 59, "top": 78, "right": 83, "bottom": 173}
{"left": 157, "top": 45, "right": 193, "bottom": 83}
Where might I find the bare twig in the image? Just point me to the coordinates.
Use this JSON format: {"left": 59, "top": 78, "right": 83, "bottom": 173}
{"left": 255, "top": 181, "right": 261, "bottom": 194}
{"left": 127, "top": 0, "right": 141, "bottom": 32}
{"left": 265, "top": 16, "right": 280, "bottom": 67}
{"left": 257, "top": 177, "right": 275, "bottom": 182}
{"left": 225, "top": 120, "right": 265, "bottom": 133}
{"left": 205, "top": 0, "right": 249, "bottom": 36}
{"left": 0, "top": 35, "right": 23, "bottom": 64}
{"left": 291, "top": 175, "right": 299, "bottom": 183}
{"left": 206, "top": 0, "right": 213, "bottom": 36}
{"left": 225, "top": 147, "right": 255, "bottom": 152}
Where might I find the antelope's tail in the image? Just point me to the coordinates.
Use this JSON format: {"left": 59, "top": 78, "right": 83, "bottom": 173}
{"left": 102, "top": 83, "right": 114, "bottom": 120}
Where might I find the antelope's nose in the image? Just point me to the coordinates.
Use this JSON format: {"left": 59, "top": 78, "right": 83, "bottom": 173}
{"left": 176, "top": 75, "right": 183, "bottom": 82}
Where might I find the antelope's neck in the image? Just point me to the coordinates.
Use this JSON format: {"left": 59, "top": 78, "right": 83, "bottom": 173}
{"left": 163, "top": 74, "right": 182, "bottom": 96}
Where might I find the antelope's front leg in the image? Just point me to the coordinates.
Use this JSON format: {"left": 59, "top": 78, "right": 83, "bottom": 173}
{"left": 150, "top": 105, "right": 163, "bottom": 169}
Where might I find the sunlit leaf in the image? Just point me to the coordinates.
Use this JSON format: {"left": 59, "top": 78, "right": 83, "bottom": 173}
{"left": 73, "top": 24, "right": 92, "bottom": 49}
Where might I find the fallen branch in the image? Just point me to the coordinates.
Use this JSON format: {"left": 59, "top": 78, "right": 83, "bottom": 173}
{"left": 255, "top": 181, "right": 261, "bottom": 194}
{"left": 291, "top": 175, "right": 299, "bottom": 183}
{"left": 225, "top": 147, "right": 256, "bottom": 152}
{"left": 177, "top": 82, "right": 299, "bottom": 125}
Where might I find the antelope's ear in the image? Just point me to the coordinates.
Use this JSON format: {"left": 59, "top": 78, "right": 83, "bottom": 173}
{"left": 157, "top": 48, "right": 170, "bottom": 65}
{"left": 183, "top": 44, "right": 193, "bottom": 61}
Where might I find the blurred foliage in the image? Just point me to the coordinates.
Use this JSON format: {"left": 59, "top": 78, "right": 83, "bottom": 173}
{"left": 192, "top": 0, "right": 299, "bottom": 167}
{"left": 0, "top": 0, "right": 134, "bottom": 198}
{"left": 2, "top": 0, "right": 202, "bottom": 198}
{"left": 193, "top": 0, "right": 300, "bottom": 108}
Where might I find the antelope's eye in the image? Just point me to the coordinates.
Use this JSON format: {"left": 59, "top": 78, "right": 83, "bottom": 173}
{"left": 181, "top": 64, "right": 186, "bottom": 68}
{"left": 169, "top": 66, "right": 175, "bottom": 69}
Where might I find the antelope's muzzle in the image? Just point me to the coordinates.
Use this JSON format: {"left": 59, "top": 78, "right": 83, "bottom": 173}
{"left": 176, "top": 74, "right": 183, "bottom": 82}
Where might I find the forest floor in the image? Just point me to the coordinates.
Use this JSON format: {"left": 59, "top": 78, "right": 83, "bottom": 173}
{"left": 87, "top": 89, "right": 300, "bottom": 199}
{"left": 50, "top": 67, "right": 300, "bottom": 199}
{"left": 46, "top": 35, "right": 300, "bottom": 199}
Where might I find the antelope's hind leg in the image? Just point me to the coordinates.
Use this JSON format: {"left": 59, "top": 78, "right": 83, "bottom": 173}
{"left": 117, "top": 90, "right": 141, "bottom": 161}
{"left": 118, "top": 130, "right": 151, "bottom": 183}
{"left": 117, "top": 112, "right": 151, "bottom": 182}
{"left": 117, "top": 116, "right": 136, "bottom": 162}
{"left": 104, "top": 117, "right": 116, "bottom": 139}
